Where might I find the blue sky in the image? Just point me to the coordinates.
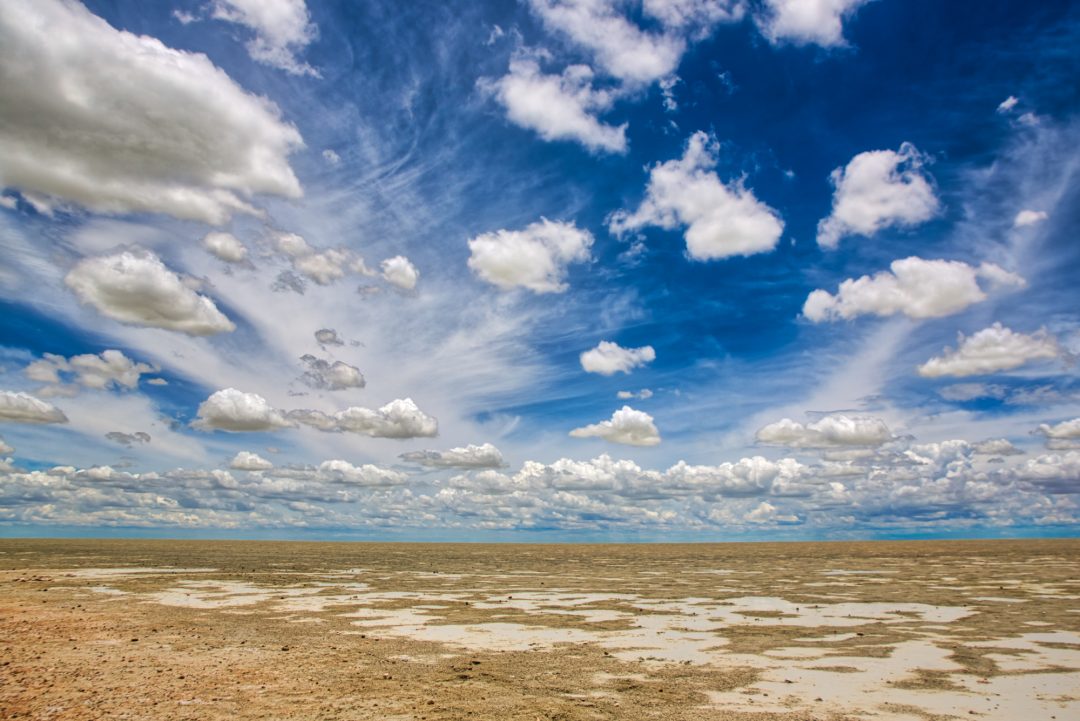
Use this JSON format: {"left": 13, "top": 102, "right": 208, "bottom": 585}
{"left": 1, "top": 0, "right": 1078, "bottom": 540}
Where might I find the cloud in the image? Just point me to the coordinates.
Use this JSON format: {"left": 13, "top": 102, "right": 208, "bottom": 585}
{"left": 192, "top": 388, "right": 294, "bottom": 432}
{"left": 570, "top": 406, "right": 661, "bottom": 446}
{"left": 65, "top": 250, "right": 236, "bottom": 336}
{"left": 104, "top": 431, "right": 150, "bottom": 447}
{"left": 315, "top": 460, "right": 408, "bottom": 486}
{"left": 25, "top": 350, "right": 156, "bottom": 394}
{"left": 803, "top": 257, "right": 1025, "bottom": 322}
{"left": 0, "top": 390, "right": 68, "bottom": 424}
{"left": 0, "top": 0, "right": 303, "bottom": 224}
{"left": 209, "top": 0, "right": 319, "bottom": 76}
{"left": 289, "top": 398, "right": 438, "bottom": 439}
{"left": 0, "top": 436, "right": 12, "bottom": 455}
{"left": 1011, "top": 451, "right": 1080, "bottom": 494}
{"left": 273, "top": 231, "right": 370, "bottom": 286}
{"left": 229, "top": 451, "right": 274, "bottom": 471}
{"left": 299, "top": 354, "right": 365, "bottom": 390}
{"left": 380, "top": 256, "right": 419, "bottom": 291}
{"left": 972, "top": 439, "right": 1022, "bottom": 456}
{"left": 322, "top": 149, "right": 341, "bottom": 165}
{"left": 608, "top": 131, "right": 784, "bottom": 260}
{"left": 580, "top": 341, "right": 656, "bottom": 375}
{"left": 745, "top": 500, "right": 799, "bottom": 524}
{"left": 816, "top": 143, "right": 939, "bottom": 248}
{"left": 617, "top": 389, "right": 654, "bottom": 400}
{"left": 997, "top": 96, "right": 1019, "bottom": 113}
{"left": 756, "top": 414, "right": 892, "bottom": 448}
{"left": 917, "top": 324, "right": 1061, "bottom": 378}
{"left": 467, "top": 218, "right": 593, "bottom": 293}
{"left": 400, "top": 443, "right": 505, "bottom": 469}
{"left": 1036, "top": 418, "right": 1080, "bottom": 451}
{"left": 486, "top": 58, "right": 627, "bottom": 153}
{"left": 1013, "top": 209, "right": 1048, "bottom": 227}
{"left": 756, "top": 0, "right": 873, "bottom": 47}
{"left": 315, "top": 328, "right": 344, "bottom": 346}
{"left": 202, "top": 232, "right": 249, "bottom": 264}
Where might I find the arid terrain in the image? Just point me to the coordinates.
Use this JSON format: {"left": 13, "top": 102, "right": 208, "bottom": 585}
{"left": 0, "top": 538, "right": 1077, "bottom": 720}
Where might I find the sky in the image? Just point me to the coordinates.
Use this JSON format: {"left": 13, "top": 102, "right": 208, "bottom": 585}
{"left": 1, "top": 0, "right": 1079, "bottom": 542}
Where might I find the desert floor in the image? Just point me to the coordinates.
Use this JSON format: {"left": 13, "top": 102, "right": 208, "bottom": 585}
{"left": 0, "top": 538, "right": 1077, "bottom": 720}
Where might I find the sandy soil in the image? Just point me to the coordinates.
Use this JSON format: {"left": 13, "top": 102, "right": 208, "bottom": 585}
{"left": 0, "top": 538, "right": 1077, "bottom": 720}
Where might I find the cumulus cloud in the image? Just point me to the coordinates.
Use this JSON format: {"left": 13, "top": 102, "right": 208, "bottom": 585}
{"left": 104, "top": 431, "right": 150, "bottom": 447}
{"left": 609, "top": 131, "right": 784, "bottom": 260}
{"left": 202, "top": 232, "right": 249, "bottom": 263}
{"left": 0, "top": 436, "right": 12, "bottom": 455}
{"left": 65, "top": 250, "right": 236, "bottom": 336}
{"left": 289, "top": 398, "right": 438, "bottom": 439}
{"left": 209, "top": 0, "right": 319, "bottom": 76}
{"left": 570, "top": 406, "right": 661, "bottom": 446}
{"left": 617, "top": 389, "right": 654, "bottom": 400}
{"left": 580, "top": 341, "right": 656, "bottom": 375}
{"left": 400, "top": 443, "right": 505, "bottom": 469}
{"left": 756, "top": 0, "right": 873, "bottom": 47}
{"left": 315, "top": 328, "right": 344, "bottom": 346}
{"left": 0, "top": 0, "right": 302, "bottom": 224}
{"left": 192, "top": 388, "right": 294, "bottom": 432}
{"left": 316, "top": 459, "right": 408, "bottom": 486}
{"left": 0, "top": 390, "right": 68, "bottom": 424}
{"left": 972, "top": 439, "right": 1022, "bottom": 456}
{"left": 299, "top": 354, "right": 365, "bottom": 390}
{"left": 917, "top": 324, "right": 1061, "bottom": 378}
{"left": 486, "top": 58, "right": 627, "bottom": 153}
{"left": 1013, "top": 209, "right": 1048, "bottom": 227}
{"left": 1036, "top": 418, "right": 1080, "bottom": 450}
{"left": 467, "top": 218, "right": 593, "bottom": 293}
{"left": 229, "top": 451, "right": 274, "bottom": 471}
{"left": 380, "top": 256, "right": 419, "bottom": 291}
{"left": 803, "top": 256, "right": 1025, "bottom": 322}
{"left": 745, "top": 500, "right": 799, "bottom": 524}
{"left": 816, "top": 143, "right": 939, "bottom": 248}
{"left": 272, "top": 231, "right": 370, "bottom": 287}
{"left": 756, "top": 414, "right": 892, "bottom": 448}
{"left": 25, "top": 350, "right": 156, "bottom": 395}
{"left": 1011, "top": 451, "right": 1080, "bottom": 494}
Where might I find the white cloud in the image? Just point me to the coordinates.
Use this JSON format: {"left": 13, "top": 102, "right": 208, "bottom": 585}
{"left": 745, "top": 500, "right": 798, "bottom": 524}
{"left": 816, "top": 143, "right": 939, "bottom": 248}
{"left": 487, "top": 58, "right": 627, "bottom": 153}
{"left": 0, "top": 436, "right": 13, "bottom": 454}
{"left": 192, "top": 388, "right": 294, "bottom": 432}
{"left": 105, "top": 430, "right": 150, "bottom": 447}
{"left": 1013, "top": 209, "right": 1048, "bottom": 227}
{"left": 25, "top": 350, "right": 156, "bottom": 394}
{"left": 570, "top": 406, "right": 661, "bottom": 446}
{"left": 756, "top": 414, "right": 892, "bottom": 448}
{"left": 529, "top": 0, "right": 682, "bottom": 84}
{"left": 289, "top": 398, "right": 438, "bottom": 439}
{"left": 316, "top": 459, "right": 408, "bottom": 486}
{"left": 617, "top": 389, "right": 654, "bottom": 400}
{"left": 580, "top": 341, "right": 656, "bottom": 375}
{"left": 299, "top": 354, "right": 365, "bottom": 390}
{"left": 467, "top": 218, "right": 593, "bottom": 293}
{"left": 0, "top": 390, "right": 68, "bottom": 424}
{"left": 1037, "top": 418, "right": 1080, "bottom": 441}
{"left": 917, "top": 323, "right": 1061, "bottom": 378}
{"left": 997, "top": 95, "right": 1019, "bottom": 113}
{"left": 803, "top": 257, "right": 1025, "bottom": 322}
{"left": 202, "top": 232, "right": 248, "bottom": 264}
{"left": 0, "top": 0, "right": 303, "bottom": 224}
{"left": 229, "top": 451, "right": 274, "bottom": 471}
{"left": 756, "top": 0, "right": 872, "bottom": 47}
{"left": 380, "top": 256, "right": 420, "bottom": 291}
{"left": 972, "top": 439, "right": 1022, "bottom": 456}
{"left": 272, "top": 231, "right": 370, "bottom": 287}
{"left": 210, "top": 0, "right": 319, "bottom": 76}
{"left": 1011, "top": 450, "right": 1080, "bottom": 493}
{"left": 322, "top": 149, "right": 341, "bottom": 165}
{"left": 65, "top": 250, "right": 236, "bottom": 336}
{"left": 608, "top": 131, "right": 784, "bottom": 260}
{"left": 400, "top": 443, "right": 505, "bottom": 469}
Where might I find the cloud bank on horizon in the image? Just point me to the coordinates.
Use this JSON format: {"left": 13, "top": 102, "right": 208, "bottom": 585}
{"left": 0, "top": 0, "right": 1078, "bottom": 540}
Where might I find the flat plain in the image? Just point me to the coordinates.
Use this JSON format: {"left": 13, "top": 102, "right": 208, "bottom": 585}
{"left": 0, "top": 538, "right": 1077, "bottom": 720}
